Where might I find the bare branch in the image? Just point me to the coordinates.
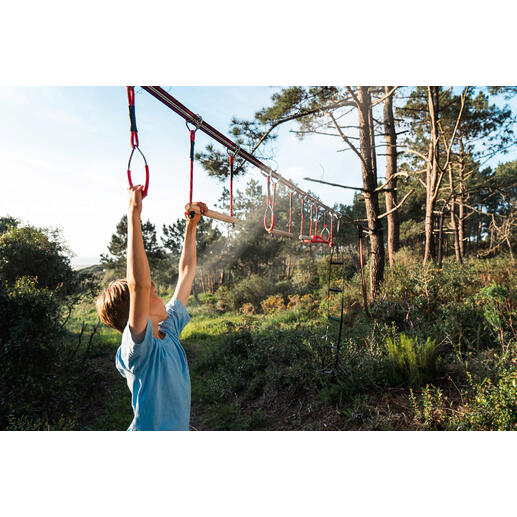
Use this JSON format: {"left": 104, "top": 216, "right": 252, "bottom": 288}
{"left": 378, "top": 189, "right": 415, "bottom": 219}
{"left": 328, "top": 111, "right": 367, "bottom": 168}
{"left": 249, "top": 98, "right": 356, "bottom": 155}
{"left": 370, "top": 86, "right": 399, "bottom": 108}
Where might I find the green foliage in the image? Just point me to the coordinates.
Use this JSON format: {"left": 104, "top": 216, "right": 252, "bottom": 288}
{"left": 100, "top": 215, "right": 166, "bottom": 276}
{"left": 0, "top": 278, "right": 103, "bottom": 430}
{"left": 474, "top": 283, "right": 517, "bottom": 347}
{"left": 215, "top": 274, "right": 275, "bottom": 312}
{"left": 0, "top": 225, "right": 76, "bottom": 295}
{"left": 0, "top": 216, "right": 20, "bottom": 236}
{"left": 451, "top": 366, "right": 517, "bottom": 430}
{"left": 384, "top": 333, "right": 438, "bottom": 387}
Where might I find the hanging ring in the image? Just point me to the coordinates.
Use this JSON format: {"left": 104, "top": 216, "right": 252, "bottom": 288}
{"left": 127, "top": 146, "right": 149, "bottom": 198}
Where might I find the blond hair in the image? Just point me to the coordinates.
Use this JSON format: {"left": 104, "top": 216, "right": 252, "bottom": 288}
{"left": 96, "top": 279, "right": 130, "bottom": 333}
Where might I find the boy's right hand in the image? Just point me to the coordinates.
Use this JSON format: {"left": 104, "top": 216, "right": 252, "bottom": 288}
{"left": 128, "top": 185, "right": 144, "bottom": 217}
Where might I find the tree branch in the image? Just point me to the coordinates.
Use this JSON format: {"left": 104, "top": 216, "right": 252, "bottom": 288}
{"left": 378, "top": 189, "right": 415, "bottom": 219}
{"left": 328, "top": 111, "right": 367, "bottom": 168}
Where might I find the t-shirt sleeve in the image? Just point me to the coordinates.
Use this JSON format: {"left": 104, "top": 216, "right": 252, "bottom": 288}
{"left": 119, "top": 318, "right": 155, "bottom": 371}
{"left": 159, "top": 297, "right": 191, "bottom": 338}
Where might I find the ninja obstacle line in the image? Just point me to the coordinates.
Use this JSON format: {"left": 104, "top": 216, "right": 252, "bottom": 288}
{"left": 125, "top": 86, "right": 369, "bottom": 314}
{"left": 140, "top": 86, "right": 358, "bottom": 227}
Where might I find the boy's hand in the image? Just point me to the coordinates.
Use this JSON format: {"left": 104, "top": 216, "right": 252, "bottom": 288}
{"left": 128, "top": 185, "right": 144, "bottom": 217}
{"left": 185, "top": 202, "right": 208, "bottom": 225}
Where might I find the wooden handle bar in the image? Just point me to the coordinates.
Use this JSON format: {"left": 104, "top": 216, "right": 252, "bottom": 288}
{"left": 269, "top": 229, "right": 294, "bottom": 238}
{"left": 299, "top": 234, "right": 312, "bottom": 241}
{"left": 185, "top": 204, "right": 238, "bottom": 224}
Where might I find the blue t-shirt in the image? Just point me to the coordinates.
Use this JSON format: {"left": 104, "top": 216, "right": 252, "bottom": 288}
{"left": 115, "top": 297, "right": 191, "bottom": 431}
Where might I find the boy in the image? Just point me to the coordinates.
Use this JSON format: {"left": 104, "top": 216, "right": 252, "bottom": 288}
{"left": 96, "top": 184, "right": 207, "bottom": 430}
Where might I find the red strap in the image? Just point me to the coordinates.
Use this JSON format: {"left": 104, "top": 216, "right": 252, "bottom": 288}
{"left": 300, "top": 198, "right": 305, "bottom": 238}
{"left": 311, "top": 234, "right": 329, "bottom": 244}
{"left": 229, "top": 154, "right": 234, "bottom": 217}
{"left": 126, "top": 87, "right": 149, "bottom": 198}
{"left": 329, "top": 214, "right": 334, "bottom": 247}
{"left": 288, "top": 192, "right": 292, "bottom": 233}
{"left": 189, "top": 130, "right": 196, "bottom": 204}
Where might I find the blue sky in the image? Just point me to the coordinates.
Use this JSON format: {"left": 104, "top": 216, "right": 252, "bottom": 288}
{"left": 1, "top": 86, "right": 515, "bottom": 266}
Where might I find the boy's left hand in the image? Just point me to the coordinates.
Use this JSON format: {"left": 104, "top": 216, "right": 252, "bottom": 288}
{"left": 185, "top": 202, "right": 208, "bottom": 224}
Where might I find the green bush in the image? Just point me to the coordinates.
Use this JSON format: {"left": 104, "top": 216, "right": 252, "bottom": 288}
{"left": 451, "top": 366, "right": 517, "bottom": 430}
{"left": 384, "top": 333, "right": 439, "bottom": 387}
{"left": 215, "top": 275, "right": 275, "bottom": 312}
{"left": 0, "top": 225, "right": 77, "bottom": 295}
{"left": 0, "top": 277, "right": 105, "bottom": 430}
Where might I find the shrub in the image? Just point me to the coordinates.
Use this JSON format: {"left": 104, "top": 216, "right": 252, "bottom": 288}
{"left": 0, "top": 225, "right": 76, "bottom": 296}
{"left": 474, "top": 283, "right": 517, "bottom": 348}
{"left": 261, "top": 295, "right": 285, "bottom": 314}
{"left": 240, "top": 302, "right": 256, "bottom": 315}
{"left": 0, "top": 277, "right": 106, "bottom": 430}
{"left": 451, "top": 366, "right": 517, "bottom": 430}
{"left": 383, "top": 333, "right": 439, "bottom": 387}
{"left": 215, "top": 275, "right": 274, "bottom": 312}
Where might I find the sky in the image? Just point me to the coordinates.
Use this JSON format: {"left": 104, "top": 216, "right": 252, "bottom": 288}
{"left": 1, "top": 86, "right": 516, "bottom": 266}
{"left": 0, "top": 86, "right": 365, "bottom": 266}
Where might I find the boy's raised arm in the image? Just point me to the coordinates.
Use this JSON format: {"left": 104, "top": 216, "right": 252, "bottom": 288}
{"left": 173, "top": 202, "right": 207, "bottom": 306}
{"left": 127, "top": 186, "right": 151, "bottom": 343}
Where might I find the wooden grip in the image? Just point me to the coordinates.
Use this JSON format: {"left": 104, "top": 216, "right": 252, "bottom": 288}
{"left": 185, "top": 204, "right": 238, "bottom": 224}
{"left": 270, "top": 229, "right": 294, "bottom": 238}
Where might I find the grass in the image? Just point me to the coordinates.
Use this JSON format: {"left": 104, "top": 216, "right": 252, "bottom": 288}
{"left": 62, "top": 253, "right": 517, "bottom": 431}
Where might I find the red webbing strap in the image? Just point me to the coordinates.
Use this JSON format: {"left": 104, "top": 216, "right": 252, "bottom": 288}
{"left": 288, "top": 192, "right": 292, "bottom": 233}
{"left": 189, "top": 129, "right": 195, "bottom": 205}
{"left": 229, "top": 153, "right": 234, "bottom": 217}
{"left": 264, "top": 175, "right": 275, "bottom": 232}
{"left": 358, "top": 225, "right": 368, "bottom": 313}
{"left": 127, "top": 86, "right": 139, "bottom": 148}
{"left": 126, "top": 86, "right": 149, "bottom": 198}
{"left": 330, "top": 213, "right": 334, "bottom": 247}
{"left": 299, "top": 198, "right": 305, "bottom": 238}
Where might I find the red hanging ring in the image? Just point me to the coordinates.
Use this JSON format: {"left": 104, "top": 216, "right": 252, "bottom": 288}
{"left": 126, "top": 86, "right": 149, "bottom": 197}
{"left": 313, "top": 205, "right": 319, "bottom": 237}
{"left": 127, "top": 146, "right": 149, "bottom": 198}
{"left": 264, "top": 175, "right": 275, "bottom": 233}
{"left": 320, "top": 210, "right": 330, "bottom": 241}
{"left": 227, "top": 145, "right": 239, "bottom": 219}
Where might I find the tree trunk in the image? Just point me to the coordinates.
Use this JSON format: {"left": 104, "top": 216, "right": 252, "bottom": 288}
{"left": 357, "top": 86, "right": 385, "bottom": 300}
{"left": 448, "top": 162, "right": 463, "bottom": 263}
{"left": 437, "top": 206, "right": 445, "bottom": 267}
{"left": 458, "top": 138, "right": 466, "bottom": 258}
{"left": 423, "top": 86, "right": 441, "bottom": 264}
{"left": 383, "top": 85, "right": 399, "bottom": 266}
